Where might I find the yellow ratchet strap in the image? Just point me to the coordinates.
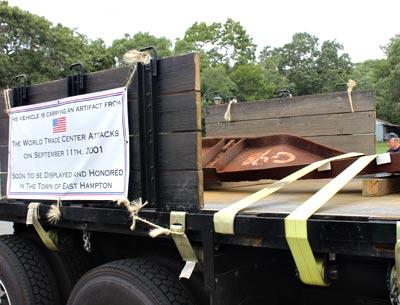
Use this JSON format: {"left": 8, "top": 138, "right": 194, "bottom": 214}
{"left": 26, "top": 202, "right": 59, "bottom": 251}
{"left": 285, "top": 154, "right": 377, "bottom": 286}
{"left": 213, "top": 152, "right": 363, "bottom": 234}
{"left": 170, "top": 211, "right": 199, "bottom": 279}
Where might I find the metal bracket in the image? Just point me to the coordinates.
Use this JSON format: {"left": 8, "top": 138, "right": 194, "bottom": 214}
{"left": 12, "top": 74, "right": 29, "bottom": 107}
{"left": 26, "top": 202, "right": 58, "bottom": 251}
{"left": 140, "top": 47, "right": 158, "bottom": 76}
{"left": 138, "top": 47, "right": 160, "bottom": 209}
{"left": 68, "top": 63, "right": 86, "bottom": 96}
{"left": 170, "top": 211, "right": 199, "bottom": 279}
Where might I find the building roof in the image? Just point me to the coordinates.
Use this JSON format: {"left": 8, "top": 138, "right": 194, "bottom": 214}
{"left": 376, "top": 118, "right": 400, "bottom": 127}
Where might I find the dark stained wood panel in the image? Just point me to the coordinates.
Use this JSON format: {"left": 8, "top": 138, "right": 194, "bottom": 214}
{"left": 129, "top": 170, "right": 203, "bottom": 211}
{"left": 206, "top": 111, "right": 375, "bottom": 138}
{"left": 205, "top": 91, "right": 375, "bottom": 124}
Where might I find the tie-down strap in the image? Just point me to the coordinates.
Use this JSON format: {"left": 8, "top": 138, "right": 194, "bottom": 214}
{"left": 26, "top": 202, "right": 59, "bottom": 251}
{"left": 285, "top": 154, "right": 378, "bottom": 286}
{"left": 213, "top": 152, "right": 363, "bottom": 235}
{"left": 170, "top": 211, "right": 199, "bottom": 279}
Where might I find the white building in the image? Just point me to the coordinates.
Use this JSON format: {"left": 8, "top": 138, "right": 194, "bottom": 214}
{"left": 376, "top": 118, "right": 400, "bottom": 141}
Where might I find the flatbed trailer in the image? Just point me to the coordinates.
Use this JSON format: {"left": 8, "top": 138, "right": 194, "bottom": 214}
{"left": 0, "top": 52, "right": 399, "bottom": 305}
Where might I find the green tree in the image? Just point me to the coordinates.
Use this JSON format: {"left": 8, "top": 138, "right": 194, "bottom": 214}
{"left": 316, "top": 40, "right": 353, "bottom": 92}
{"left": 229, "top": 64, "right": 274, "bottom": 101}
{"left": 174, "top": 18, "right": 256, "bottom": 68}
{"left": 351, "top": 59, "right": 389, "bottom": 90}
{"left": 376, "top": 35, "right": 400, "bottom": 123}
{"left": 201, "top": 65, "right": 237, "bottom": 101}
{"left": 261, "top": 32, "right": 320, "bottom": 95}
{"left": 259, "top": 46, "right": 293, "bottom": 95}
{"left": 259, "top": 33, "right": 353, "bottom": 96}
{"left": 0, "top": 1, "right": 113, "bottom": 88}
{"left": 110, "top": 32, "right": 172, "bottom": 65}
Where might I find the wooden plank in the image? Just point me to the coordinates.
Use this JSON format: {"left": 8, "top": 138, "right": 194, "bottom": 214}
{"left": 128, "top": 91, "right": 201, "bottom": 134}
{"left": 206, "top": 111, "right": 376, "bottom": 138}
{"left": 305, "top": 134, "right": 376, "bottom": 155}
{"left": 0, "top": 173, "right": 6, "bottom": 197}
{"left": 129, "top": 132, "right": 201, "bottom": 171}
{"left": 362, "top": 177, "right": 400, "bottom": 197}
{"left": 203, "top": 179, "right": 400, "bottom": 219}
{"left": 0, "top": 145, "right": 7, "bottom": 173}
{"left": 0, "top": 144, "right": 7, "bottom": 197}
{"left": 157, "top": 53, "right": 200, "bottom": 94}
{"left": 0, "top": 116, "right": 8, "bottom": 145}
{"left": 129, "top": 170, "right": 203, "bottom": 210}
{"left": 0, "top": 53, "right": 200, "bottom": 108}
{"left": 205, "top": 91, "right": 375, "bottom": 124}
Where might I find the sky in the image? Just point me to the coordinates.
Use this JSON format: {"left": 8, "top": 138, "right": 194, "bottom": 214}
{"left": 8, "top": 0, "right": 400, "bottom": 63}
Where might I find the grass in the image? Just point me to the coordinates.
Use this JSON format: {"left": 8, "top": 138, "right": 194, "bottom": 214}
{"left": 376, "top": 142, "right": 387, "bottom": 154}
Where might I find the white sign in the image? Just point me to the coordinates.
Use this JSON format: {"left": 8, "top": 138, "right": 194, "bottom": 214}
{"left": 7, "top": 87, "right": 129, "bottom": 200}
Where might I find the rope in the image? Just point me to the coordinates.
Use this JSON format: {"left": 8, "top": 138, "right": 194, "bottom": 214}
{"left": 3, "top": 89, "right": 11, "bottom": 115}
{"left": 347, "top": 79, "right": 357, "bottom": 113}
{"left": 46, "top": 197, "right": 62, "bottom": 224}
{"left": 122, "top": 50, "right": 151, "bottom": 89}
{"left": 224, "top": 98, "right": 237, "bottom": 122}
{"left": 117, "top": 198, "right": 183, "bottom": 238}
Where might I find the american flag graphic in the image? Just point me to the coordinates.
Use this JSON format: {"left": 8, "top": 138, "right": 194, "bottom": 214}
{"left": 53, "top": 117, "right": 67, "bottom": 133}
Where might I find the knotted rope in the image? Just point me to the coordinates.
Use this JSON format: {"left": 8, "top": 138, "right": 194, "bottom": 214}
{"left": 347, "top": 79, "right": 357, "bottom": 113}
{"left": 117, "top": 198, "right": 184, "bottom": 238}
{"left": 46, "top": 198, "right": 62, "bottom": 224}
{"left": 224, "top": 98, "right": 237, "bottom": 122}
{"left": 122, "top": 49, "right": 151, "bottom": 89}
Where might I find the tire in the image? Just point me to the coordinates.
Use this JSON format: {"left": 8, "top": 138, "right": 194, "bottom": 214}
{"left": 67, "top": 258, "right": 194, "bottom": 305}
{"left": 18, "top": 232, "right": 93, "bottom": 305}
{"left": 0, "top": 234, "right": 61, "bottom": 305}
{"left": 146, "top": 254, "right": 209, "bottom": 305}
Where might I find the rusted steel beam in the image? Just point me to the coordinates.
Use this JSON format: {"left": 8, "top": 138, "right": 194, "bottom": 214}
{"left": 202, "top": 134, "right": 400, "bottom": 182}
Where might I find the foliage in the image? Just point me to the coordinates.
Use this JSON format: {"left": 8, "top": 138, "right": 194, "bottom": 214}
{"left": 374, "top": 35, "right": 400, "bottom": 123}
{"left": 259, "top": 46, "right": 293, "bottom": 95}
{"left": 201, "top": 65, "right": 237, "bottom": 102}
{"left": 0, "top": 1, "right": 113, "bottom": 87}
{"left": 259, "top": 33, "right": 353, "bottom": 95}
{"left": 174, "top": 18, "right": 256, "bottom": 68}
{"left": 229, "top": 64, "right": 274, "bottom": 101}
{"left": 350, "top": 59, "right": 389, "bottom": 90}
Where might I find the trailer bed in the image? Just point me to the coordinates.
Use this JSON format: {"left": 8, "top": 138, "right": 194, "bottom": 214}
{"left": 204, "top": 179, "right": 400, "bottom": 220}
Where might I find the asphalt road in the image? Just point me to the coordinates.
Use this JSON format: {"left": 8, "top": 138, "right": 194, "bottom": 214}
{"left": 0, "top": 221, "right": 13, "bottom": 235}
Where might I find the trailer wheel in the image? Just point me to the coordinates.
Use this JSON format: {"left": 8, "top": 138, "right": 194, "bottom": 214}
{"left": 67, "top": 258, "right": 194, "bottom": 305}
{"left": 0, "top": 235, "right": 60, "bottom": 305}
{"left": 19, "top": 232, "right": 93, "bottom": 305}
{"left": 35, "top": 243, "right": 93, "bottom": 304}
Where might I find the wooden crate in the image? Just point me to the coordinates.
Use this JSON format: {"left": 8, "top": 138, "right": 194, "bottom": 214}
{"left": 0, "top": 53, "right": 203, "bottom": 210}
{"left": 205, "top": 91, "right": 376, "bottom": 155}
